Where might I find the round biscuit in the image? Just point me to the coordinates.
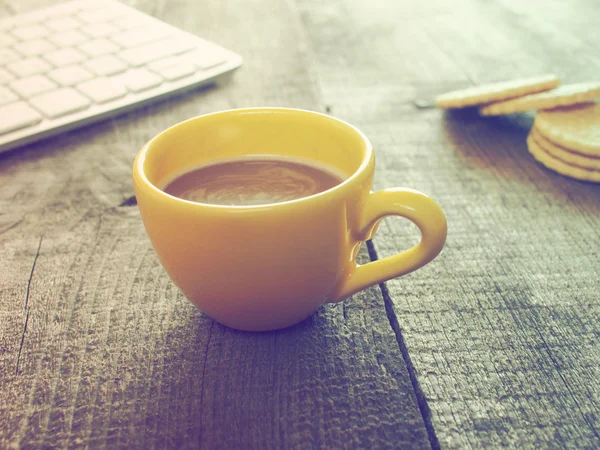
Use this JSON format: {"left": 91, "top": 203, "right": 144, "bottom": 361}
{"left": 527, "top": 134, "right": 600, "bottom": 183}
{"left": 479, "top": 82, "right": 600, "bottom": 116}
{"left": 533, "top": 102, "right": 600, "bottom": 157}
{"left": 531, "top": 127, "right": 600, "bottom": 170}
{"left": 435, "top": 75, "right": 560, "bottom": 109}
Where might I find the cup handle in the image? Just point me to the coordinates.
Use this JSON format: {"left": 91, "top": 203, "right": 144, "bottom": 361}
{"left": 331, "top": 188, "right": 447, "bottom": 301}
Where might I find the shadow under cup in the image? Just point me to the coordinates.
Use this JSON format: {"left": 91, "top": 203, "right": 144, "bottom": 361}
{"left": 133, "top": 108, "right": 375, "bottom": 331}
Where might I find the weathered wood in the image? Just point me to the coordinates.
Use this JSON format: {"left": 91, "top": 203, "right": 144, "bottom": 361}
{"left": 0, "top": 0, "right": 431, "bottom": 449}
{"left": 296, "top": 0, "right": 600, "bottom": 448}
{"left": 4, "top": 0, "right": 600, "bottom": 448}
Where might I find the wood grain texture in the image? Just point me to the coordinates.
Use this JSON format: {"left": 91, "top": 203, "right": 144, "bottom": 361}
{"left": 3, "top": 0, "right": 600, "bottom": 448}
{"left": 295, "top": 0, "right": 600, "bottom": 448}
{"left": 0, "top": 0, "right": 431, "bottom": 449}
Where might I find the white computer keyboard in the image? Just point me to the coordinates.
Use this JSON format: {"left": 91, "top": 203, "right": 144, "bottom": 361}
{"left": 0, "top": 0, "right": 242, "bottom": 153}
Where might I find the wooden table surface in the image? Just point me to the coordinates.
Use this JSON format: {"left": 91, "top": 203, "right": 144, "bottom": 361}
{"left": 1, "top": 0, "right": 599, "bottom": 448}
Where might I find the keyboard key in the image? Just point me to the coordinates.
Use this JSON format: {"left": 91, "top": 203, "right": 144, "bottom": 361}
{"left": 0, "top": 86, "right": 18, "bottom": 106}
{"left": 6, "top": 57, "right": 51, "bottom": 77}
{"left": 148, "top": 55, "right": 182, "bottom": 72}
{"left": 0, "top": 32, "right": 16, "bottom": 47}
{"left": 0, "top": 67, "right": 15, "bottom": 83}
{"left": 11, "top": 24, "right": 49, "bottom": 40}
{"left": 0, "top": 18, "right": 16, "bottom": 32}
{"left": 78, "top": 38, "right": 119, "bottom": 57}
{"left": 156, "top": 63, "right": 196, "bottom": 81}
{"left": 84, "top": 54, "right": 127, "bottom": 76}
{"left": 49, "top": 30, "right": 88, "bottom": 47}
{"left": 0, "top": 101, "right": 42, "bottom": 135}
{"left": 68, "top": 0, "right": 104, "bottom": 10}
{"left": 44, "top": 48, "right": 86, "bottom": 66}
{"left": 0, "top": 48, "right": 21, "bottom": 64}
{"left": 44, "top": 0, "right": 85, "bottom": 18}
{"left": 189, "top": 46, "right": 227, "bottom": 70}
{"left": 14, "top": 39, "right": 56, "bottom": 57}
{"left": 77, "top": 77, "right": 127, "bottom": 103}
{"left": 10, "top": 75, "right": 57, "bottom": 97}
{"left": 78, "top": 6, "right": 126, "bottom": 24}
{"left": 118, "top": 69, "right": 162, "bottom": 93}
{"left": 111, "top": 25, "right": 171, "bottom": 48}
{"left": 10, "top": 10, "right": 47, "bottom": 27}
{"left": 82, "top": 22, "right": 119, "bottom": 38}
{"left": 48, "top": 64, "right": 93, "bottom": 86}
{"left": 118, "top": 36, "right": 197, "bottom": 67}
{"left": 113, "top": 14, "right": 154, "bottom": 30}
{"left": 46, "top": 16, "right": 81, "bottom": 32}
{"left": 30, "top": 87, "right": 90, "bottom": 118}
{"left": 167, "top": 35, "right": 200, "bottom": 54}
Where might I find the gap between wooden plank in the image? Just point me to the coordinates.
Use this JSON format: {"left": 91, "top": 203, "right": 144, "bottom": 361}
{"left": 366, "top": 240, "right": 441, "bottom": 450}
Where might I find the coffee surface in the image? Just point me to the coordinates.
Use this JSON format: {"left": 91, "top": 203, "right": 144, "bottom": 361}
{"left": 164, "top": 158, "right": 344, "bottom": 206}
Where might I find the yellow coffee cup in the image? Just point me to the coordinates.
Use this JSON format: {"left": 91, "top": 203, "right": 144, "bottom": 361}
{"left": 132, "top": 108, "right": 447, "bottom": 331}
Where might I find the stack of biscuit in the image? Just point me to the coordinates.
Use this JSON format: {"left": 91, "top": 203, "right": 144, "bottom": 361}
{"left": 435, "top": 76, "right": 600, "bottom": 183}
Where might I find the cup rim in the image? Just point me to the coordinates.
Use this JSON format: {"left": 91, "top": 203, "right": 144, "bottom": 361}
{"left": 134, "top": 107, "right": 374, "bottom": 210}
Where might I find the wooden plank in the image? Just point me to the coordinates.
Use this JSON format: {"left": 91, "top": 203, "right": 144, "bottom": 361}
{"left": 0, "top": 0, "right": 431, "bottom": 448}
{"left": 296, "top": 0, "right": 600, "bottom": 448}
